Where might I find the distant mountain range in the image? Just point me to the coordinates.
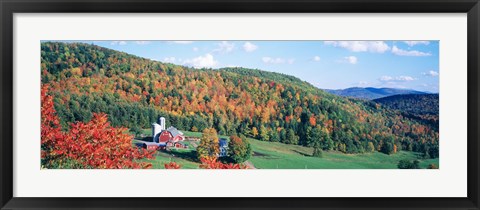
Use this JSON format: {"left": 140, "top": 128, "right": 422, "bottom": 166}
{"left": 324, "top": 87, "right": 428, "bottom": 100}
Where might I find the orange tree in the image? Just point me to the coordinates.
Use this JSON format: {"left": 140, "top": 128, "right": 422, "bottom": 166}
{"left": 196, "top": 128, "right": 220, "bottom": 159}
{"left": 199, "top": 157, "right": 248, "bottom": 169}
{"left": 41, "top": 85, "right": 154, "bottom": 169}
{"left": 164, "top": 162, "right": 182, "bottom": 169}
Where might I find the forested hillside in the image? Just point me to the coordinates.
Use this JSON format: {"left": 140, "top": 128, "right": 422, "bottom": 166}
{"left": 374, "top": 94, "right": 439, "bottom": 115}
{"left": 40, "top": 42, "right": 439, "bottom": 157}
{"left": 325, "top": 87, "right": 426, "bottom": 100}
{"left": 374, "top": 94, "right": 439, "bottom": 133}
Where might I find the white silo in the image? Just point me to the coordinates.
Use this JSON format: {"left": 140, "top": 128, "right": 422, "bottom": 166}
{"left": 160, "top": 117, "right": 166, "bottom": 130}
{"left": 152, "top": 123, "right": 162, "bottom": 143}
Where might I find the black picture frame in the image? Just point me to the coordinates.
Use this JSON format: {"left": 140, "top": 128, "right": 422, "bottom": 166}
{"left": 1, "top": 0, "right": 479, "bottom": 209}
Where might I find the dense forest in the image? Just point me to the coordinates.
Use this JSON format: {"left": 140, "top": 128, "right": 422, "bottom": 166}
{"left": 374, "top": 94, "right": 439, "bottom": 115}
{"left": 40, "top": 42, "right": 439, "bottom": 158}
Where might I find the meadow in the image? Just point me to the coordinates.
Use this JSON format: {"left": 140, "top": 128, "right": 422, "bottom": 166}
{"left": 248, "top": 138, "right": 438, "bottom": 169}
{"left": 134, "top": 129, "right": 439, "bottom": 169}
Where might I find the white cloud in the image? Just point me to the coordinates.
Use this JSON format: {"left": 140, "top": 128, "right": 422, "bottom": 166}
{"left": 193, "top": 47, "right": 199, "bottom": 52}
{"left": 110, "top": 41, "right": 127, "bottom": 45}
{"left": 262, "top": 57, "right": 284, "bottom": 64}
{"left": 379, "top": 75, "right": 416, "bottom": 82}
{"left": 313, "top": 56, "right": 321, "bottom": 61}
{"left": 391, "top": 46, "right": 431, "bottom": 56}
{"left": 422, "top": 70, "right": 439, "bottom": 77}
{"left": 356, "top": 81, "right": 371, "bottom": 87}
{"left": 213, "top": 41, "right": 235, "bottom": 54}
{"left": 135, "top": 41, "right": 150, "bottom": 45}
{"left": 262, "top": 57, "right": 294, "bottom": 64}
{"left": 404, "top": 41, "right": 430, "bottom": 46}
{"left": 344, "top": 56, "right": 358, "bottom": 64}
{"left": 397, "top": 76, "right": 416, "bottom": 81}
{"left": 324, "top": 41, "right": 390, "bottom": 53}
{"left": 170, "top": 41, "right": 194, "bottom": 44}
{"left": 183, "top": 54, "right": 218, "bottom": 68}
{"left": 163, "top": 57, "right": 176, "bottom": 63}
{"left": 243, "top": 42, "right": 258, "bottom": 52}
{"left": 379, "top": 76, "right": 393, "bottom": 81}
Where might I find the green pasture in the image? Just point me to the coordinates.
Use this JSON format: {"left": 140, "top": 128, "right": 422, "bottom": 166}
{"left": 247, "top": 138, "right": 439, "bottom": 169}
{"left": 133, "top": 130, "right": 439, "bottom": 169}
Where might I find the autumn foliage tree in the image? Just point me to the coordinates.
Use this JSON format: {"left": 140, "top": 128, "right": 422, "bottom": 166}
{"left": 41, "top": 85, "right": 154, "bottom": 169}
{"left": 199, "top": 157, "right": 248, "bottom": 169}
{"left": 228, "top": 135, "right": 252, "bottom": 163}
{"left": 164, "top": 162, "right": 182, "bottom": 169}
{"left": 367, "top": 142, "right": 376, "bottom": 153}
{"left": 251, "top": 127, "right": 259, "bottom": 138}
{"left": 41, "top": 85, "right": 68, "bottom": 167}
{"left": 197, "top": 128, "right": 220, "bottom": 159}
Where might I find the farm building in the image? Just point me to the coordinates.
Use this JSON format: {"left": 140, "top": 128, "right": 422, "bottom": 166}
{"left": 144, "top": 117, "right": 187, "bottom": 150}
{"left": 160, "top": 127, "right": 187, "bottom": 149}
{"left": 219, "top": 138, "right": 228, "bottom": 157}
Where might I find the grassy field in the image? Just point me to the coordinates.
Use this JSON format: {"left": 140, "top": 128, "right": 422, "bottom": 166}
{"left": 144, "top": 149, "right": 200, "bottom": 169}
{"left": 133, "top": 129, "right": 439, "bottom": 169}
{"left": 132, "top": 139, "right": 200, "bottom": 169}
{"left": 247, "top": 138, "right": 438, "bottom": 169}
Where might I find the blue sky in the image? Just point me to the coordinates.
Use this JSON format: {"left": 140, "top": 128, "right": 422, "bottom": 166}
{"left": 73, "top": 40, "right": 439, "bottom": 92}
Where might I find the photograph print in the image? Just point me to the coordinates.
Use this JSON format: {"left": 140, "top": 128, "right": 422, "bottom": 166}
{"left": 41, "top": 40, "right": 439, "bottom": 169}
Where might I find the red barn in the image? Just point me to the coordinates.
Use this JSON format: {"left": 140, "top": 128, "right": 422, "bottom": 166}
{"left": 157, "top": 126, "right": 185, "bottom": 145}
{"left": 141, "top": 117, "right": 187, "bottom": 151}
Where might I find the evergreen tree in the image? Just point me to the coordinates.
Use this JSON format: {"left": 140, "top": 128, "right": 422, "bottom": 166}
{"left": 284, "top": 128, "right": 299, "bottom": 144}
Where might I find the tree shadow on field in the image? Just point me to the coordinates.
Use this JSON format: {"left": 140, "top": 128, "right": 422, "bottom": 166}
{"left": 253, "top": 151, "right": 279, "bottom": 160}
{"left": 292, "top": 149, "right": 312, "bottom": 157}
{"left": 137, "top": 137, "right": 153, "bottom": 142}
{"left": 164, "top": 149, "right": 199, "bottom": 163}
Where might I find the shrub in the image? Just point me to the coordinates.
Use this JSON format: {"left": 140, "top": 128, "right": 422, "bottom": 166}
{"left": 397, "top": 159, "right": 421, "bottom": 169}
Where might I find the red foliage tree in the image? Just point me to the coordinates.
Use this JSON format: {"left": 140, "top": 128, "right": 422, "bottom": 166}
{"left": 164, "top": 162, "right": 182, "bottom": 169}
{"left": 199, "top": 157, "right": 248, "bottom": 169}
{"left": 41, "top": 85, "right": 66, "bottom": 163}
{"left": 41, "top": 85, "right": 154, "bottom": 169}
{"left": 309, "top": 116, "right": 316, "bottom": 126}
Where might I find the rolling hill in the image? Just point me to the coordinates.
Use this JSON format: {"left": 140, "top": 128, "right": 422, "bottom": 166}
{"left": 325, "top": 87, "right": 427, "bottom": 100}
{"left": 40, "top": 42, "right": 439, "bottom": 157}
{"left": 374, "top": 94, "right": 439, "bottom": 115}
